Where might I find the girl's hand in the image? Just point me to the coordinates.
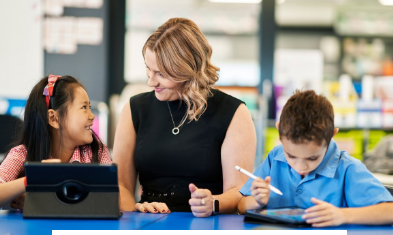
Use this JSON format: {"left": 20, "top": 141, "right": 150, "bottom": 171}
{"left": 10, "top": 193, "right": 25, "bottom": 209}
{"left": 41, "top": 159, "right": 61, "bottom": 163}
{"left": 251, "top": 176, "right": 271, "bottom": 207}
{"left": 10, "top": 159, "right": 62, "bottom": 209}
{"left": 188, "top": 183, "right": 213, "bottom": 217}
{"left": 133, "top": 202, "right": 170, "bottom": 214}
{"left": 303, "top": 197, "right": 346, "bottom": 227}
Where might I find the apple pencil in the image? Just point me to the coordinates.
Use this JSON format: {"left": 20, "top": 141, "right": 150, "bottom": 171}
{"left": 235, "top": 165, "right": 283, "bottom": 196}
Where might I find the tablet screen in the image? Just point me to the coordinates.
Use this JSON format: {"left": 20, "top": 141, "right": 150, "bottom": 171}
{"left": 246, "top": 208, "right": 307, "bottom": 224}
{"left": 263, "top": 208, "right": 305, "bottom": 222}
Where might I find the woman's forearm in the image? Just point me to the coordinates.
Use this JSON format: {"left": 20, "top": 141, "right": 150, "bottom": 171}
{"left": 214, "top": 188, "right": 243, "bottom": 214}
{"left": 119, "top": 184, "right": 136, "bottom": 211}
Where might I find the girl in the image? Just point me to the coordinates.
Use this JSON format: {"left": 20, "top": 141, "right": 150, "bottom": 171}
{"left": 0, "top": 75, "right": 112, "bottom": 208}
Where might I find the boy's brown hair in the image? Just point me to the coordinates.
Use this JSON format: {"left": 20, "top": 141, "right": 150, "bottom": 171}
{"left": 279, "top": 90, "right": 334, "bottom": 146}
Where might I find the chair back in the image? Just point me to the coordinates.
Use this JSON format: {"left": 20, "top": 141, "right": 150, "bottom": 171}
{"left": 0, "top": 114, "right": 23, "bottom": 153}
{"left": 385, "top": 185, "right": 393, "bottom": 196}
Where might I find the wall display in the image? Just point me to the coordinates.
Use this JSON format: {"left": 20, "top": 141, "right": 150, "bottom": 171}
{"left": 45, "top": 0, "right": 103, "bottom": 16}
{"left": 45, "top": 17, "right": 103, "bottom": 54}
{"left": 43, "top": 0, "right": 109, "bottom": 104}
{"left": 44, "top": 0, "right": 104, "bottom": 54}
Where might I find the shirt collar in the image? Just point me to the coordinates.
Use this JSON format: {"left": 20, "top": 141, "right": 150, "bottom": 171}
{"left": 69, "top": 146, "right": 83, "bottom": 163}
{"left": 274, "top": 149, "right": 287, "bottom": 163}
{"left": 273, "top": 139, "right": 341, "bottom": 179}
{"left": 314, "top": 139, "right": 341, "bottom": 178}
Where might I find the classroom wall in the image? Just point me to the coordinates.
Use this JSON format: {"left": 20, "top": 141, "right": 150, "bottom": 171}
{"left": 0, "top": 0, "right": 43, "bottom": 99}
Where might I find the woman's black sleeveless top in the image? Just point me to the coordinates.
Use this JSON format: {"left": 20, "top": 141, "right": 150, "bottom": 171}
{"left": 130, "top": 89, "right": 243, "bottom": 211}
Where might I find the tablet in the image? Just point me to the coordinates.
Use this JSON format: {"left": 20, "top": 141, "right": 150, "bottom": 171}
{"left": 23, "top": 162, "right": 122, "bottom": 219}
{"left": 245, "top": 207, "right": 309, "bottom": 226}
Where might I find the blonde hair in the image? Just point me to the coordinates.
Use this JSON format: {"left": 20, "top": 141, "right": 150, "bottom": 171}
{"left": 142, "top": 18, "right": 219, "bottom": 121}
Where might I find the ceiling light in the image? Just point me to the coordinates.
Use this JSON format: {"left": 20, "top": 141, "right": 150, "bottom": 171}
{"left": 209, "top": 0, "right": 262, "bottom": 3}
{"left": 379, "top": 0, "right": 393, "bottom": 5}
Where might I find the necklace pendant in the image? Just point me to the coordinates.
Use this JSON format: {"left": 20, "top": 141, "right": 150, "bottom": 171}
{"left": 172, "top": 127, "right": 180, "bottom": 135}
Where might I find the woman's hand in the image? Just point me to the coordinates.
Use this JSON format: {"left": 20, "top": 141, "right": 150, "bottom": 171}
{"left": 134, "top": 202, "right": 170, "bottom": 214}
{"left": 188, "top": 183, "right": 213, "bottom": 217}
{"left": 251, "top": 176, "right": 271, "bottom": 207}
{"left": 303, "top": 197, "right": 346, "bottom": 227}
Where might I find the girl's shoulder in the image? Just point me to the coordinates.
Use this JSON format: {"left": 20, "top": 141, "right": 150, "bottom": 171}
{"left": 1, "top": 145, "right": 27, "bottom": 182}
{"left": 7, "top": 145, "right": 28, "bottom": 158}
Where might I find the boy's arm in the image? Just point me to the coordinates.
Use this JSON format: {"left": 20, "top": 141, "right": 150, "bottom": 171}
{"left": 304, "top": 198, "right": 393, "bottom": 227}
{"left": 237, "top": 149, "right": 275, "bottom": 214}
{"left": 237, "top": 177, "right": 272, "bottom": 214}
{"left": 237, "top": 195, "right": 264, "bottom": 214}
{"left": 0, "top": 178, "right": 25, "bottom": 207}
{"left": 342, "top": 202, "right": 393, "bottom": 225}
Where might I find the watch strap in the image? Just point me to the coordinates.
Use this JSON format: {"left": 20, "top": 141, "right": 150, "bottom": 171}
{"left": 212, "top": 196, "right": 219, "bottom": 214}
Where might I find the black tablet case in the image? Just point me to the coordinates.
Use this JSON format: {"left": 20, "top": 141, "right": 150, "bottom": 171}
{"left": 23, "top": 163, "right": 121, "bottom": 219}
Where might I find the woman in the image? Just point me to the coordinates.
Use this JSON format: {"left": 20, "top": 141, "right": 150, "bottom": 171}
{"left": 113, "top": 18, "right": 256, "bottom": 217}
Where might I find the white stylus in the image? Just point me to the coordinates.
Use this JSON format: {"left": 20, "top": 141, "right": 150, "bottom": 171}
{"left": 235, "top": 165, "right": 283, "bottom": 196}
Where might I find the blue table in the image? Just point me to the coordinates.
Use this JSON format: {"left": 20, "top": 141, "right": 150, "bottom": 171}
{"left": 141, "top": 212, "right": 260, "bottom": 230}
{"left": 0, "top": 210, "right": 166, "bottom": 234}
{"left": 141, "top": 212, "right": 393, "bottom": 234}
{"left": 0, "top": 210, "right": 392, "bottom": 234}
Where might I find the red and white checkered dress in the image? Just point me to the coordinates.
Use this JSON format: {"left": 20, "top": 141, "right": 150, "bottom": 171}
{"left": 0, "top": 144, "right": 112, "bottom": 183}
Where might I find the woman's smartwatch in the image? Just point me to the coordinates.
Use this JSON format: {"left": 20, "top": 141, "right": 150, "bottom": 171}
{"left": 212, "top": 197, "right": 219, "bottom": 214}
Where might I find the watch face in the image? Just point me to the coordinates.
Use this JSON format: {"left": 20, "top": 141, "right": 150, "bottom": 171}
{"left": 213, "top": 199, "right": 219, "bottom": 213}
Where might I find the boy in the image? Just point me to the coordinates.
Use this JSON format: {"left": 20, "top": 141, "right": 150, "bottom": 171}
{"left": 237, "top": 90, "right": 393, "bottom": 227}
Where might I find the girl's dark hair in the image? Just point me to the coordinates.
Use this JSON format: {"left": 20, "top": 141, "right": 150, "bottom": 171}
{"left": 15, "top": 75, "right": 103, "bottom": 163}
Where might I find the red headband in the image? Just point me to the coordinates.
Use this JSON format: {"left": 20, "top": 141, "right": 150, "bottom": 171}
{"left": 43, "top": 74, "right": 61, "bottom": 109}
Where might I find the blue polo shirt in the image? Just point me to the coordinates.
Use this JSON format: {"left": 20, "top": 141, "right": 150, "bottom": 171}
{"left": 239, "top": 139, "right": 393, "bottom": 209}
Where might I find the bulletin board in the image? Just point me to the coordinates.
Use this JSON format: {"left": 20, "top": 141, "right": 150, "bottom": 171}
{"left": 43, "top": 0, "right": 109, "bottom": 103}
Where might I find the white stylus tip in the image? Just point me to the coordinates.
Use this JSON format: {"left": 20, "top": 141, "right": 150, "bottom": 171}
{"left": 235, "top": 166, "right": 241, "bottom": 171}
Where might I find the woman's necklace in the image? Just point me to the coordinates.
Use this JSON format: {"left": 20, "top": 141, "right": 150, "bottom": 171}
{"left": 166, "top": 101, "right": 188, "bottom": 135}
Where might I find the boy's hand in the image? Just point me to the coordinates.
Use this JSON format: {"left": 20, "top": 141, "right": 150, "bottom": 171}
{"left": 303, "top": 197, "right": 346, "bottom": 227}
{"left": 250, "top": 176, "right": 271, "bottom": 207}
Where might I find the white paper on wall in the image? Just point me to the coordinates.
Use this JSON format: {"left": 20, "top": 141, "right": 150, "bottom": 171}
{"left": 44, "top": 0, "right": 64, "bottom": 16}
{"left": 44, "top": 16, "right": 103, "bottom": 54}
{"left": 77, "top": 17, "right": 103, "bottom": 45}
{"left": 44, "top": 17, "right": 77, "bottom": 54}
{"left": 63, "top": 0, "right": 103, "bottom": 8}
